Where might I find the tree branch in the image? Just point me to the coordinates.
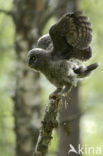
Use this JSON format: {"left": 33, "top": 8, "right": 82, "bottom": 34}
{"left": 0, "top": 9, "right": 13, "bottom": 16}
{"left": 34, "top": 96, "right": 61, "bottom": 156}
{"left": 34, "top": 86, "right": 72, "bottom": 156}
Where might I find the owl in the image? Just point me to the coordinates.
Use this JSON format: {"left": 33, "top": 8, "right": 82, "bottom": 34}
{"left": 28, "top": 11, "right": 98, "bottom": 96}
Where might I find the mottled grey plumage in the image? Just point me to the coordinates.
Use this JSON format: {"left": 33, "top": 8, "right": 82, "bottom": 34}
{"left": 37, "top": 34, "right": 52, "bottom": 50}
{"left": 28, "top": 11, "right": 98, "bottom": 95}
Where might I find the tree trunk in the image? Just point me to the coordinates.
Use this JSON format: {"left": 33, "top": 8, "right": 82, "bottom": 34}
{"left": 57, "top": 0, "right": 81, "bottom": 155}
{"left": 12, "top": 0, "right": 81, "bottom": 155}
{"left": 13, "top": 0, "right": 44, "bottom": 156}
{"left": 58, "top": 86, "right": 81, "bottom": 156}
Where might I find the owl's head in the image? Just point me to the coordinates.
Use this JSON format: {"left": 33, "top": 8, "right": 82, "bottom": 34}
{"left": 28, "top": 48, "right": 47, "bottom": 71}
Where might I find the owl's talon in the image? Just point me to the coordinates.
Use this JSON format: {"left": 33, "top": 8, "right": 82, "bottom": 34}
{"left": 61, "top": 95, "right": 68, "bottom": 109}
{"left": 49, "top": 88, "right": 62, "bottom": 100}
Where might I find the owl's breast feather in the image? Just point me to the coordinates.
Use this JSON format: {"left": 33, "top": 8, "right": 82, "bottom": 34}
{"left": 41, "top": 60, "right": 70, "bottom": 88}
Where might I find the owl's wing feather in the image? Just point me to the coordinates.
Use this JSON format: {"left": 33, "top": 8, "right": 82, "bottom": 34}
{"left": 49, "top": 11, "right": 92, "bottom": 50}
{"left": 56, "top": 46, "right": 92, "bottom": 61}
{"left": 49, "top": 11, "right": 92, "bottom": 61}
{"left": 66, "top": 12, "right": 92, "bottom": 50}
{"left": 37, "top": 34, "right": 53, "bottom": 50}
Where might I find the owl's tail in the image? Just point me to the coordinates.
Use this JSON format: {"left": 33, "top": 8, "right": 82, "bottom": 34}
{"left": 74, "top": 62, "right": 99, "bottom": 78}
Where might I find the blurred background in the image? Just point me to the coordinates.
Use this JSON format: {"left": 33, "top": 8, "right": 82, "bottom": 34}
{"left": 0, "top": 0, "right": 103, "bottom": 156}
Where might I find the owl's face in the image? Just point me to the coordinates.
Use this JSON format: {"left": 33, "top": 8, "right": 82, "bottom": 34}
{"left": 28, "top": 48, "right": 47, "bottom": 71}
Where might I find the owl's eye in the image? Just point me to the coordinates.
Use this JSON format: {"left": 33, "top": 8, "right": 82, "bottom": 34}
{"left": 31, "top": 55, "right": 37, "bottom": 61}
{"left": 29, "top": 55, "right": 37, "bottom": 66}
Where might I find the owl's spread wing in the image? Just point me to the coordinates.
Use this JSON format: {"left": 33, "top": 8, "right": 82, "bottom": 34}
{"left": 37, "top": 34, "right": 53, "bottom": 50}
{"left": 49, "top": 11, "right": 92, "bottom": 50}
{"left": 49, "top": 11, "right": 92, "bottom": 61}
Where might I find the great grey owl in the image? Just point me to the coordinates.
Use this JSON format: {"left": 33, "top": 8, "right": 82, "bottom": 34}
{"left": 28, "top": 11, "right": 98, "bottom": 96}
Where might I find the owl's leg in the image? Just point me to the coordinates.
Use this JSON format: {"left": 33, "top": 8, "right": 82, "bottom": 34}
{"left": 62, "top": 84, "right": 72, "bottom": 97}
{"left": 61, "top": 84, "right": 72, "bottom": 108}
{"left": 49, "top": 88, "right": 62, "bottom": 99}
